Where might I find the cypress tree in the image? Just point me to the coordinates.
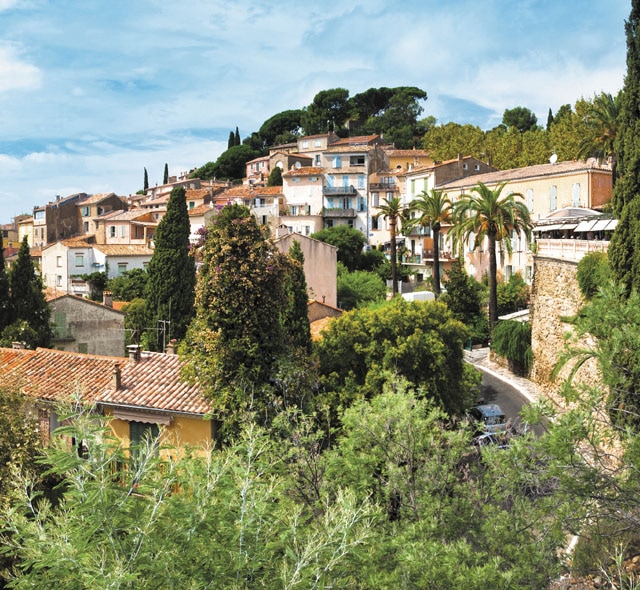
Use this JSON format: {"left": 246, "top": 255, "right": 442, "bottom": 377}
{"left": 163, "top": 163, "right": 169, "bottom": 185}
{"left": 235, "top": 126, "right": 241, "bottom": 146}
{"left": 143, "top": 186, "right": 195, "bottom": 350}
{"left": 143, "top": 167, "right": 149, "bottom": 191}
{"left": 228, "top": 131, "right": 235, "bottom": 149}
{"left": 609, "top": 0, "right": 640, "bottom": 295}
{"left": 0, "top": 241, "right": 12, "bottom": 332}
{"left": 8, "top": 236, "right": 51, "bottom": 348}
{"left": 284, "top": 240, "right": 311, "bottom": 352}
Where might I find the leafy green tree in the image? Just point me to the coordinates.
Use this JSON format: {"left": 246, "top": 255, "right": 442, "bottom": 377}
{"left": 609, "top": 0, "right": 640, "bottom": 295}
{"left": 491, "top": 319, "right": 532, "bottom": 376}
{"left": 143, "top": 186, "right": 195, "bottom": 350}
{"left": 422, "top": 122, "right": 486, "bottom": 163}
{"left": 266, "top": 165, "right": 283, "bottom": 186}
{"left": 375, "top": 196, "right": 406, "bottom": 295}
{"left": 258, "top": 109, "right": 304, "bottom": 146}
{"left": 196, "top": 144, "right": 260, "bottom": 181}
{"left": 337, "top": 265, "right": 386, "bottom": 310}
{"left": 0, "top": 407, "right": 374, "bottom": 588}
{"left": 407, "top": 188, "right": 453, "bottom": 295}
{"left": 163, "top": 163, "right": 169, "bottom": 185}
{"left": 576, "top": 251, "right": 610, "bottom": 300}
{"left": 302, "top": 88, "right": 351, "bottom": 134}
{"left": 78, "top": 270, "right": 107, "bottom": 301}
{"left": 497, "top": 271, "right": 529, "bottom": 315}
{"left": 311, "top": 225, "right": 367, "bottom": 272}
{"left": 501, "top": 106, "right": 539, "bottom": 132}
{"left": 8, "top": 236, "right": 51, "bottom": 348}
{"left": 440, "top": 260, "right": 488, "bottom": 344}
{"left": 107, "top": 267, "right": 148, "bottom": 301}
{"left": 577, "top": 91, "right": 621, "bottom": 170}
{"left": 283, "top": 240, "right": 311, "bottom": 352}
{"left": 315, "top": 298, "right": 479, "bottom": 416}
{"left": 183, "top": 205, "right": 309, "bottom": 430}
{"left": 452, "top": 182, "right": 532, "bottom": 331}
{"left": 121, "top": 297, "right": 147, "bottom": 346}
{"left": 0, "top": 242, "right": 12, "bottom": 334}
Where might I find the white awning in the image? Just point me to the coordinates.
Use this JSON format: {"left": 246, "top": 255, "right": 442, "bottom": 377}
{"left": 591, "top": 219, "right": 614, "bottom": 232}
{"left": 574, "top": 220, "right": 598, "bottom": 232}
{"left": 112, "top": 409, "right": 171, "bottom": 425}
{"left": 605, "top": 219, "right": 619, "bottom": 231}
{"left": 559, "top": 223, "right": 578, "bottom": 230}
{"left": 534, "top": 224, "right": 563, "bottom": 232}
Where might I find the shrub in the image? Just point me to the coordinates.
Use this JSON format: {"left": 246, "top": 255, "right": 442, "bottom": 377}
{"left": 576, "top": 251, "right": 610, "bottom": 300}
{"left": 491, "top": 320, "right": 532, "bottom": 376}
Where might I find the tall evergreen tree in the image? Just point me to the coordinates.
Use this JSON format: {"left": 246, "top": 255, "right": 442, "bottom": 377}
{"left": 0, "top": 242, "right": 11, "bottom": 332}
{"left": 234, "top": 126, "right": 240, "bottom": 146}
{"left": 8, "top": 236, "right": 51, "bottom": 348}
{"left": 608, "top": 0, "right": 640, "bottom": 295}
{"left": 143, "top": 167, "right": 149, "bottom": 191}
{"left": 143, "top": 186, "right": 195, "bottom": 350}
{"left": 284, "top": 240, "right": 311, "bottom": 352}
{"left": 163, "top": 163, "right": 169, "bottom": 185}
{"left": 227, "top": 130, "right": 235, "bottom": 149}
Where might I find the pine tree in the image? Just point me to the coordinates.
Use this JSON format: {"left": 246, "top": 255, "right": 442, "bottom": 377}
{"left": 143, "top": 167, "right": 149, "bottom": 191}
{"left": 0, "top": 241, "right": 12, "bottom": 332}
{"left": 609, "top": 0, "right": 640, "bottom": 295}
{"left": 284, "top": 240, "right": 311, "bottom": 352}
{"left": 267, "top": 165, "right": 283, "bottom": 186}
{"left": 235, "top": 126, "right": 241, "bottom": 146}
{"left": 143, "top": 186, "right": 195, "bottom": 351}
{"left": 163, "top": 163, "right": 169, "bottom": 185}
{"left": 8, "top": 236, "right": 51, "bottom": 348}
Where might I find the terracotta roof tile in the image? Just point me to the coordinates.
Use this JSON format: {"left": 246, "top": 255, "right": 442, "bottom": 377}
{"left": 282, "top": 166, "right": 324, "bottom": 177}
{"left": 93, "top": 244, "right": 154, "bottom": 256}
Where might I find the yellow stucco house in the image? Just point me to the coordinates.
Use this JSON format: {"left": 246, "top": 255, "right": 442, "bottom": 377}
{"left": 1, "top": 345, "right": 213, "bottom": 453}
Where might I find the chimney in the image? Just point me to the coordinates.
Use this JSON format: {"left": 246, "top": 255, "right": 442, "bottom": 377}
{"left": 103, "top": 290, "right": 113, "bottom": 308}
{"left": 12, "top": 341, "right": 25, "bottom": 350}
{"left": 127, "top": 344, "right": 141, "bottom": 363}
{"left": 166, "top": 339, "right": 177, "bottom": 355}
{"left": 112, "top": 363, "right": 121, "bottom": 390}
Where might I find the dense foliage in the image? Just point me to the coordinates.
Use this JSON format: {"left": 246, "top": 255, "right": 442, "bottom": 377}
{"left": 497, "top": 272, "right": 529, "bottom": 315}
{"left": 311, "top": 225, "right": 367, "bottom": 272}
{"left": 143, "top": 186, "right": 196, "bottom": 351}
{"left": 2, "top": 236, "right": 51, "bottom": 348}
{"left": 491, "top": 319, "right": 532, "bottom": 376}
{"left": 336, "top": 264, "right": 386, "bottom": 310}
{"left": 107, "top": 268, "right": 148, "bottom": 302}
{"left": 576, "top": 251, "right": 611, "bottom": 300}
{"left": 315, "top": 298, "right": 480, "bottom": 417}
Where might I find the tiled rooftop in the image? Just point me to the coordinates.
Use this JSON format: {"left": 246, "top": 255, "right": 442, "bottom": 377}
{"left": 93, "top": 244, "right": 154, "bottom": 256}
{"left": 1, "top": 347, "right": 210, "bottom": 416}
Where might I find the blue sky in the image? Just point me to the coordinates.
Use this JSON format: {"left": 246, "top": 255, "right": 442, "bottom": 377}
{"left": 0, "top": 0, "right": 629, "bottom": 223}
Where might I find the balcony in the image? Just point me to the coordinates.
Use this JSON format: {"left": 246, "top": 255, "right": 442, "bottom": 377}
{"left": 369, "top": 183, "right": 397, "bottom": 191}
{"left": 535, "top": 238, "right": 608, "bottom": 262}
{"left": 323, "top": 208, "right": 356, "bottom": 218}
{"left": 323, "top": 185, "right": 357, "bottom": 196}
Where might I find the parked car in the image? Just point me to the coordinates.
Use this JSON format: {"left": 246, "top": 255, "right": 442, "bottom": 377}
{"left": 467, "top": 403, "right": 508, "bottom": 434}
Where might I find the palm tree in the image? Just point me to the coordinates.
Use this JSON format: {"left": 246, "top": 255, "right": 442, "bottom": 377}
{"left": 375, "top": 196, "right": 405, "bottom": 295}
{"left": 408, "top": 189, "right": 453, "bottom": 296}
{"left": 578, "top": 91, "right": 621, "bottom": 180}
{"left": 451, "top": 182, "right": 532, "bottom": 332}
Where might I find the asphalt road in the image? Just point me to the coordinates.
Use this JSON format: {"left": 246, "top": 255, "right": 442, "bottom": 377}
{"left": 477, "top": 369, "right": 546, "bottom": 436}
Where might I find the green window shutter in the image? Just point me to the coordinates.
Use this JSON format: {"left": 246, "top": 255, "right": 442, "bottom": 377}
{"left": 53, "top": 312, "right": 67, "bottom": 338}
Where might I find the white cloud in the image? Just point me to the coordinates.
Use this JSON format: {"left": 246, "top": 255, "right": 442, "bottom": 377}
{"left": 0, "top": 44, "right": 41, "bottom": 92}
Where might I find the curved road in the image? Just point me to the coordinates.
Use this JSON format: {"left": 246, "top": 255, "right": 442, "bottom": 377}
{"left": 477, "top": 369, "right": 546, "bottom": 436}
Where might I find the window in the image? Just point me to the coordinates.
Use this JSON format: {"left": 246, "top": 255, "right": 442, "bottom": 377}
{"left": 292, "top": 177, "right": 300, "bottom": 183}
{"left": 117, "top": 262, "right": 127, "bottom": 276}
{"left": 314, "top": 139, "right": 322, "bottom": 147}
{"left": 505, "top": 265, "right": 513, "bottom": 282}
{"left": 358, "top": 196, "right": 366, "bottom": 212}
{"left": 120, "top": 225, "right": 126, "bottom": 238}
{"left": 341, "top": 197, "right": 350, "bottom": 209}
{"left": 463, "top": 163, "right": 468, "bottom": 170}
{"left": 56, "top": 275, "right": 63, "bottom": 287}
{"left": 526, "top": 188, "right": 534, "bottom": 212}
{"left": 34, "top": 210, "right": 45, "bottom": 220}
{"left": 304, "top": 226, "right": 311, "bottom": 236}
{"left": 572, "top": 183, "right": 581, "bottom": 207}
{"left": 549, "top": 185, "right": 557, "bottom": 211}
{"left": 315, "top": 155, "right": 321, "bottom": 166}
{"left": 81, "top": 206, "right": 90, "bottom": 217}
{"left": 56, "top": 256, "right": 62, "bottom": 267}
{"left": 325, "top": 219, "right": 334, "bottom": 228}
{"left": 350, "top": 155, "right": 365, "bottom": 166}
{"left": 342, "top": 175, "right": 349, "bottom": 188}
{"left": 189, "top": 201, "right": 195, "bottom": 209}
{"left": 83, "top": 221, "right": 89, "bottom": 232}
{"left": 358, "top": 175, "right": 365, "bottom": 189}
{"left": 75, "top": 253, "right": 84, "bottom": 267}
{"left": 310, "top": 176, "right": 318, "bottom": 182}
{"left": 290, "top": 205, "right": 299, "bottom": 215}
{"left": 327, "top": 175, "right": 335, "bottom": 188}
{"left": 261, "top": 215, "right": 268, "bottom": 225}
{"left": 109, "top": 226, "right": 116, "bottom": 238}
{"left": 332, "top": 156, "right": 342, "bottom": 169}
{"left": 129, "top": 421, "right": 160, "bottom": 451}
{"left": 53, "top": 312, "right": 67, "bottom": 338}
{"left": 301, "top": 140, "right": 309, "bottom": 148}
{"left": 474, "top": 164, "right": 480, "bottom": 171}
{"left": 371, "top": 216, "right": 379, "bottom": 230}
{"left": 410, "top": 180, "right": 416, "bottom": 196}
{"left": 347, "top": 220, "right": 354, "bottom": 228}
{"left": 372, "top": 192, "right": 379, "bottom": 207}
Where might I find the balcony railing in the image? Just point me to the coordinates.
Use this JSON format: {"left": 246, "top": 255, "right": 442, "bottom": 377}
{"left": 535, "top": 238, "right": 608, "bottom": 262}
{"left": 323, "top": 208, "right": 356, "bottom": 218}
{"left": 369, "top": 183, "right": 397, "bottom": 191}
{"left": 323, "top": 185, "right": 357, "bottom": 196}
